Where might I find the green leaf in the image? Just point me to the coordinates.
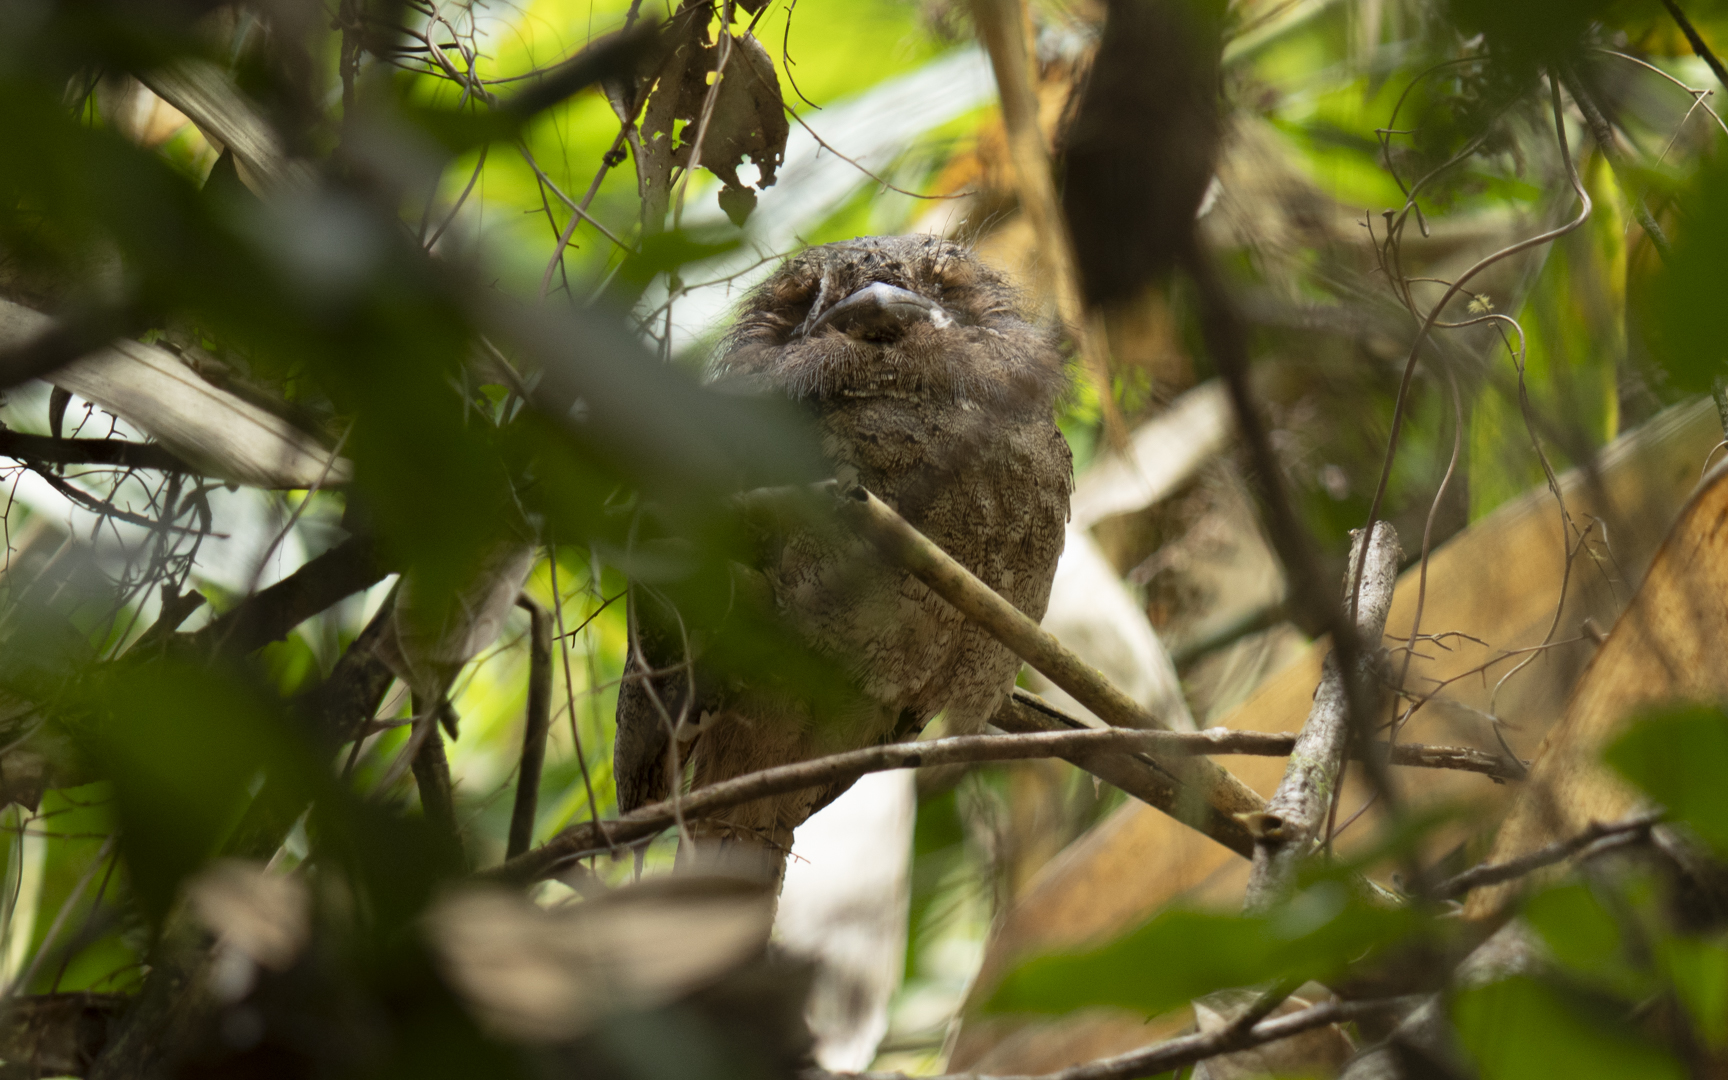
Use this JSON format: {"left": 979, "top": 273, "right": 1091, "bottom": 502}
{"left": 986, "top": 908, "right": 1274, "bottom": 1017}
{"left": 610, "top": 228, "right": 744, "bottom": 310}
{"left": 1659, "top": 934, "right": 1728, "bottom": 1048}
{"left": 984, "top": 881, "right": 1419, "bottom": 1017}
{"left": 1604, "top": 704, "right": 1728, "bottom": 852}
{"left": 1639, "top": 158, "right": 1728, "bottom": 394}
{"left": 76, "top": 659, "right": 316, "bottom": 925}
{"left": 1453, "top": 976, "right": 1686, "bottom": 1080}
{"left": 1524, "top": 882, "right": 1653, "bottom": 1000}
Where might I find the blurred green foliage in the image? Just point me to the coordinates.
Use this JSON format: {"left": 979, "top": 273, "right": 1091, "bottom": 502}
{"left": 1607, "top": 704, "right": 1728, "bottom": 853}
{"left": 986, "top": 876, "right": 1428, "bottom": 1017}
{"left": 0, "top": 0, "right": 1726, "bottom": 1073}
{"left": 1641, "top": 156, "right": 1728, "bottom": 394}
{"left": 1452, "top": 974, "right": 1686, "bottom": 1080}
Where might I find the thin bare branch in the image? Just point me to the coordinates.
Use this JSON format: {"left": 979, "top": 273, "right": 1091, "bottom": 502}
{"left": 488, "top": 683, "right": 1520, "bottom": 885}
{"left": 540, "top": 128, "right": 630, "bottom": 298}
{"left": 1660, "top": 0, "right": 1728, "bottom": 89}
{"left": 28, "top": 466, "right": 217, "bottom": 537}
{"left": 1436, "top": 810, "right": 1663, "bottom": 899}
{"left": 782, "top": 103, "right": 969, "bottom": 200}
{"left": 548, "top": 546, "right": 607, "bottom": 849}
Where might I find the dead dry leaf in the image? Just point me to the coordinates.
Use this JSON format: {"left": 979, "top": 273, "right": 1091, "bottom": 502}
{"left": 949, "top": 397, "right": 1722, "bottom": 1069}
{"left": 374, "top": 537, "right": 539, "bottom": 702}
{"left": 0, "top": 299, "right": 352, "bottom": 490}
{"left": 642, "top": 29, "right": 786, "bottom": 227}
{"left": 1464, "top": 457, "right": 1728, "bottom": 918}
{"left": 425, "top": 876, "right": 775, "bottom": 1043}
{"left": 139, "top": 59, "right": 315, "bottom": 198}
{"left": 186, "top": 860, "right": 311, "bottom": 973}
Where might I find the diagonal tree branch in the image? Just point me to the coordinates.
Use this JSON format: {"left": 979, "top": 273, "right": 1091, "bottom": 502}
{"left": 994, "top": 690, "right": 1254, "bottom": 855}
{"left": 187, "top": 534, "right": 388, "bottom": 660}
{"left": 1661, "top": 0, "right": 1728, "bottom": 87}
{"left": 833, "top": 482, "right": 1268, "bottom": 844}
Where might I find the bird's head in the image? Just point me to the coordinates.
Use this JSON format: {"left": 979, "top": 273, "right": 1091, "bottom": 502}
{"left": 714, "top": 236, "right": 1065, "bottom": 410}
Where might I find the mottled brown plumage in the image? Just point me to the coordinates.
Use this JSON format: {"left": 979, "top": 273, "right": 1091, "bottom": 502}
{"left": 614, "top": 235, "right": 1072, "bottom": 876}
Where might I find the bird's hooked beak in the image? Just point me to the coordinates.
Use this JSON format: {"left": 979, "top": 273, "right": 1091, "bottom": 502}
{"left": 800, "top": 282, "right": 954, "bottom": 340}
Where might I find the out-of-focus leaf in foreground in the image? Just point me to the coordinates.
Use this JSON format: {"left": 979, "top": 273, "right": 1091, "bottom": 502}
{"left": 1604, "top": 704, "right": 1728, "bottom": 853}
{"left": 1452, "top": 975, "right": 1686, "bottom": 1080}
{"left": 62, "top": 657, "right": 317, "bottom": 925}
{"left": 1639, "top": 159, "right": 1728, "bottom": 394}
{"left": 984, "top": 879, "right": 1421, "bottom": 1017}
{"left": 1524, "top": 882, "right": 1655, "bottom": 1001}
{"left": 1659, "top": 933, "right": 1728, "bottom": 1048}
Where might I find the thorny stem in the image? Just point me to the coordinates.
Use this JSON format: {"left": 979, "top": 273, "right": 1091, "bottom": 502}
{"left": 5, "top": 835, "right": 116, "bottom": 1000}
{"left": 27, "top": 467, "right": 220, "bottom": 537}
{"left": 1488, "top": 519, "right": 1595, "bottom": 713}
{"left": 424, "top": 144, "right": 489, "bottom": 252}
{"left": 1376, "top": 57, "right": 1489, "bottom": 209}
{"left": 1387, "top": 369, "right": 1464, "bottom": 747}
{"left": 1593, "top": 49, "right": 1728, "bottom": 139}
{"left": 220, "top": 422, "right": 353, "bottom": 657}
{"left": 623, "top": 582, "right": 696, "bottom": 857}
{"left": 519, "top": 147, "right": 633, "bottom": 251}
{"left": 49, "top": 842, "right": 118, "bottom": 995}
{"left": 1391, "top": 633, "right": 1589, "bottom": 731}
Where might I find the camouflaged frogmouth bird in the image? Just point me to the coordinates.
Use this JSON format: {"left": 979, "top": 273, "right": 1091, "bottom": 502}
{"left": 614, "top": 236, "right": 1072, "bottom": 877}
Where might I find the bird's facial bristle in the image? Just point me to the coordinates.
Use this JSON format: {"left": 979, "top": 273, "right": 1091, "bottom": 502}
{"left": 712, "top": 235, "right": 1064, "bottom": 409}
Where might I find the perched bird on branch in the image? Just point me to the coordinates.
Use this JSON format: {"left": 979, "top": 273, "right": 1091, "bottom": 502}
{"left": 614, "top": 235, "right": 1072, "bottom": 878}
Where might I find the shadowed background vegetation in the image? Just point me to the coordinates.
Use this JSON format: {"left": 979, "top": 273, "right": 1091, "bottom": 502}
{"left": 1, "top": 0, "right": 1727, "bottom": 1077}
